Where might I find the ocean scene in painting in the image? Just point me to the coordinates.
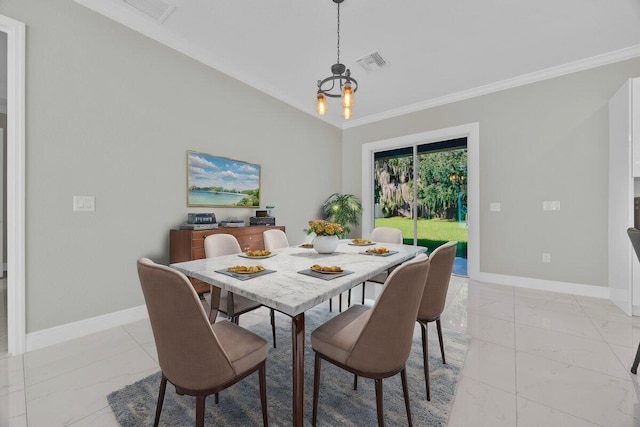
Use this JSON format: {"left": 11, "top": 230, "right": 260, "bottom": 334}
{"left": 188, "top": 152, "right": 260, "bottom": 207}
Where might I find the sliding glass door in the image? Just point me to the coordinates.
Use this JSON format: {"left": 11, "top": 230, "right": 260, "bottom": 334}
{"left": 373, "top": 146, "right": 415, "bottom": 244}
{"left": 373, "top": 138, "right": 468, "bottom": 274}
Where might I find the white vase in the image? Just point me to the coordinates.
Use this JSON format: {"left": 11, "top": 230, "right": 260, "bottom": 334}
{"left": 313, "top": 235, "right": 339, "bottom": 254}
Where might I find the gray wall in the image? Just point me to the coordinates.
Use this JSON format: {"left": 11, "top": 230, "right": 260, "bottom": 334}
{"left": 2, "top": 0, "right": 341, "bottom": 333}
{"left": 343, "top": 58, "right": 640, "bottom": 288}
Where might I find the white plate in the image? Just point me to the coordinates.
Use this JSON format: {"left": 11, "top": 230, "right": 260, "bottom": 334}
{"left": 349, "top": 241, "right": 375, "bottom": 246}
{"left": 238, "top": 253, "right": 275, "bottom": 259}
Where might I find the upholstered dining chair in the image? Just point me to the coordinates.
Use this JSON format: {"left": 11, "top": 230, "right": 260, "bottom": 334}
{"left": 136, "top": 258, "right": 269, "bottom": 427}
{"left": 263, "top": 229, "right": 289, "bottom": 251}
{"left": 416, "top": 240, "right": 457, "bottom": 401}
{"left": 204, "top": 234, "right": 277, "bottom": 348}
{"left": 627, "top": 228, "right": 640, "bottom": 374}
{"left": 346, "top": 226, "right": 404, "bottom": 308}
{"left": 311, "top": 253, "right": 431, "bottom": 427}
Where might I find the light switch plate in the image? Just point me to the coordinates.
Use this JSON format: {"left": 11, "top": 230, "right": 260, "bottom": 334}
{"left": 73, "top": 196, "right": 95, "bottom": 212}
{"left": 543, "top": 201, "right": 561, "bottom": 211}
{"left": 490, "top": 202, "right": 501, "bottom": 212}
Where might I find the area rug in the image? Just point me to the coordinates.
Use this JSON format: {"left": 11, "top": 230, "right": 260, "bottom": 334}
{"left": 108, "top": 306, "right": 470, "bottom": 426}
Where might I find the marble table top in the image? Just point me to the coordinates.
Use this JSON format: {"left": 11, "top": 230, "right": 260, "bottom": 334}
{"left": 170, "top": 241, "right": 426, "bottom": 317}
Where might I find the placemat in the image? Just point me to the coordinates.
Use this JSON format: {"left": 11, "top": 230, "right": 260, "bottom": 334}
{"left": 360, "top": 250, "right": 399, "bottom": 257}
{"left": 215, "top": 269, "right": 276, "bottom": 281}
{"left": 298, "top": 269, "right": 354, "bottom": 281}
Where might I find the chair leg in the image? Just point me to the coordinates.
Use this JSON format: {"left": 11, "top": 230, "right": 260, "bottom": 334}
{"left": 632, "top": 341, "right": 640, "bottom": 374}
{"left": 339, "top": 294, "right": 343, "bottom": 312}
{"left": 259, "top": 362, "right": 269, "bottom": 427}
{"left": 420, "top": 322, "right": 431, "bottom": 401}
{"left": 270, "top": 308, "right": 277, "bottom": 348}
{"left": 195, "top": 395, "right": 206, "bottom": 427}
{"left": 436, "top": 319, "right": 446, "bottom": 364}
{"left": 353, "top": 374, "right": 358, "bottom": 390}
{"left": 329, "top": 298, "right": 332, "bottom": 312}
{"left": 215, "top": 392, "right": 219, "bottom": 404}
{"left": 362, "top": 282, "right": 366, "bottom": 304}
{"left": 312, "top": 353, "right": 322, "bottom": 427}
{"left": 153, "top": 374, "right": 168, "bottom": 427}
{"left": 374, "top": 378, "right": 385, "bottom": 427}
{"left": 401, "top": 368, "right": 413, "bottom": 427}
{"left": 348, "top": 289, "right": 352, "bottom": 307}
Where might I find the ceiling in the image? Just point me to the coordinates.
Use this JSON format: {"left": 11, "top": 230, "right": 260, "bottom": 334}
{"left": 75, "top": 0, "right": 640, "bottom": 128}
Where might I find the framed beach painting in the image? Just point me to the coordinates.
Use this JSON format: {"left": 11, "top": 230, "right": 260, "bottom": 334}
{"left": 187, "top": 151, "right": 261, "bottom": 207}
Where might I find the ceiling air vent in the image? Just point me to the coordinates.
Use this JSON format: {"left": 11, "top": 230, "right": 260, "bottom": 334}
{"left": 123, "top": 0, "right": 176, "bottom": 23}
{"left": 356, "top": 51, "right": 389, "bottom": 72}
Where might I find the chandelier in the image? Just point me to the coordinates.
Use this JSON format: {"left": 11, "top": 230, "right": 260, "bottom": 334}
{"left": 315, "top": 0, "right": 358, "bottom": 120}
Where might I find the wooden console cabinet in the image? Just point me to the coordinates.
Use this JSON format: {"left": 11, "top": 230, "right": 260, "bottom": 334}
{"left": 170, "top": 225, "right": 286, "bottom": 293}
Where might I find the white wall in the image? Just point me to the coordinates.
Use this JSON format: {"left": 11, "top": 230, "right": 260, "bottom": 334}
{"left": 343, "top": 58, "right": 640, "bottom": 289}
{"left": 2, "top": 0, "right": 341, "bottom": 333}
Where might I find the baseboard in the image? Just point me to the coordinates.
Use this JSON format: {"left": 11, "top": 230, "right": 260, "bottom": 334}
{"left": 25, "top": 305, "right": 149, "bottom": 352}
{"left": 473, "top": 271, "right": 610, "bottom": 299}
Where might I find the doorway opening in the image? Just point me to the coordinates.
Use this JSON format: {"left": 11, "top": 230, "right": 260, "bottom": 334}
{"left": 0, "top": 13, "right": 26, "bottom": 355}
{"left": 373, "top": 138, "right": 468, "bottom": 275}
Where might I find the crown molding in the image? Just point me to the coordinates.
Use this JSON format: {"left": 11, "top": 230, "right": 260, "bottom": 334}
{"left": 344, "top": 44, "right": 640, "bottom": 129}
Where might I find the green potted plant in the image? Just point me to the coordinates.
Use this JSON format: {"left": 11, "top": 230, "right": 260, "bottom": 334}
{"left": 322, "top": 193, "right": 363, "bottom": 238}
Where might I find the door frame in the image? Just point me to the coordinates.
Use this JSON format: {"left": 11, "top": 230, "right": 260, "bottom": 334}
{"left": 361, "top": 122, "right": 479, "bottom": 279}
{"left": 0, "top": 14, "right": 26, "bottom": 355}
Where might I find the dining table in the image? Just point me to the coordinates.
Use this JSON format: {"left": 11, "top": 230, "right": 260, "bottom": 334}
{"left": 170, "top": 239, "right": 426, "bottom": 427}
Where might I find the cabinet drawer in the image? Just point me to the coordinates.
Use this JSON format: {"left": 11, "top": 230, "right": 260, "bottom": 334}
{"left": 237, "top": 241, "right": 263, "bottom": 251}
{"left": 193, "top": 248, "right": 205, "bottom": 259}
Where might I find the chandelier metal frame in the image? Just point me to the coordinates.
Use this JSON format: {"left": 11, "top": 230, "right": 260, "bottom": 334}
{"left": 316, "top": 0, "right": 358, "bottom": 118}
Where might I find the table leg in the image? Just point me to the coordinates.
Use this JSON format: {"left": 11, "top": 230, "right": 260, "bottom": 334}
{"left": 292, "top": 313, "right": 305, "bottom": 427}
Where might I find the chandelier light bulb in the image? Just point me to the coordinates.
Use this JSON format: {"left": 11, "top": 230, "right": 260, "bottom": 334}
{"left": 342, "top": 83, "right": 353, "bottom": 107}
{"left": 316, "top": 92, "right": 327, "bottom": 115}
{"left": 342, "top": 106, "right": 352, "bottom": 120}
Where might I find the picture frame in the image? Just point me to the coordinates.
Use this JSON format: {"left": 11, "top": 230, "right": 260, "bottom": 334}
{"left": 187, "top": 151, "right": 261, "bottom": 207}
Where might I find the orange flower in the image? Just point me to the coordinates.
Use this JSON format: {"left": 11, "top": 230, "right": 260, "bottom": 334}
{"left": 307, "top": 220, "right": 344, "bottom": 236}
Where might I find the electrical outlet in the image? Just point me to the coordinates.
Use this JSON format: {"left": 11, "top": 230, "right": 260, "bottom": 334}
{"left": 73, "top": 196, "right": 95, "bottom": 212}
{"left": 490, "top": 203, "right": 501, "bottom": 212}
{"left": 542, "top": 253, "right": 551, "bottom": 263}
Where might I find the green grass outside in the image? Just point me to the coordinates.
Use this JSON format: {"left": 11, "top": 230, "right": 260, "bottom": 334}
{"left": 374, "top": 217, "right": 468, "bottom": 258}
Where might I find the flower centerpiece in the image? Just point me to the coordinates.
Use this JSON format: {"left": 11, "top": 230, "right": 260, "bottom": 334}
{"left": 307, "top": 220, "right": 343, "bottom": 254}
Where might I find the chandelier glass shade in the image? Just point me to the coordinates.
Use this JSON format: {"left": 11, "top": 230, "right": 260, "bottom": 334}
{"left": 315, "top": 0, "right": 358, "bottom": 119}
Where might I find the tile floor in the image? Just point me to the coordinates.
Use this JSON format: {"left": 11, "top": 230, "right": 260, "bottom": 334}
{"left": 2, "top": 276, "right": 640, "bottom": 426}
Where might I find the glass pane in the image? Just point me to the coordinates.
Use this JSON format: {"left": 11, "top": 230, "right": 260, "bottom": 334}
{"left": 373, "top": 150, "right": 415, "bottom": 244}
{"left": 416, "top": 146, "right": 468, "bottom": 275}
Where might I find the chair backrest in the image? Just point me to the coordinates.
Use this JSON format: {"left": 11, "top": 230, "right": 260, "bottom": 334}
{"left": 263, "top": 229, "right": 289, "bottom": 250}
{"left": 204, "top": 233, "right": 242, "bottom": 257}
{"left": 418, "top": 241, "right": 457, "bottom": 322}
{"left": 136, "top": 258, "right": 236, "bottom": 390}
{"left": 628, "top": 228, "right": 640, "bottom": 263}
{"left": 370, "top": 227, "right": 403, "bottom": 244}
{"left": 346, "top": 254, "right": 430, "bottom": 373}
